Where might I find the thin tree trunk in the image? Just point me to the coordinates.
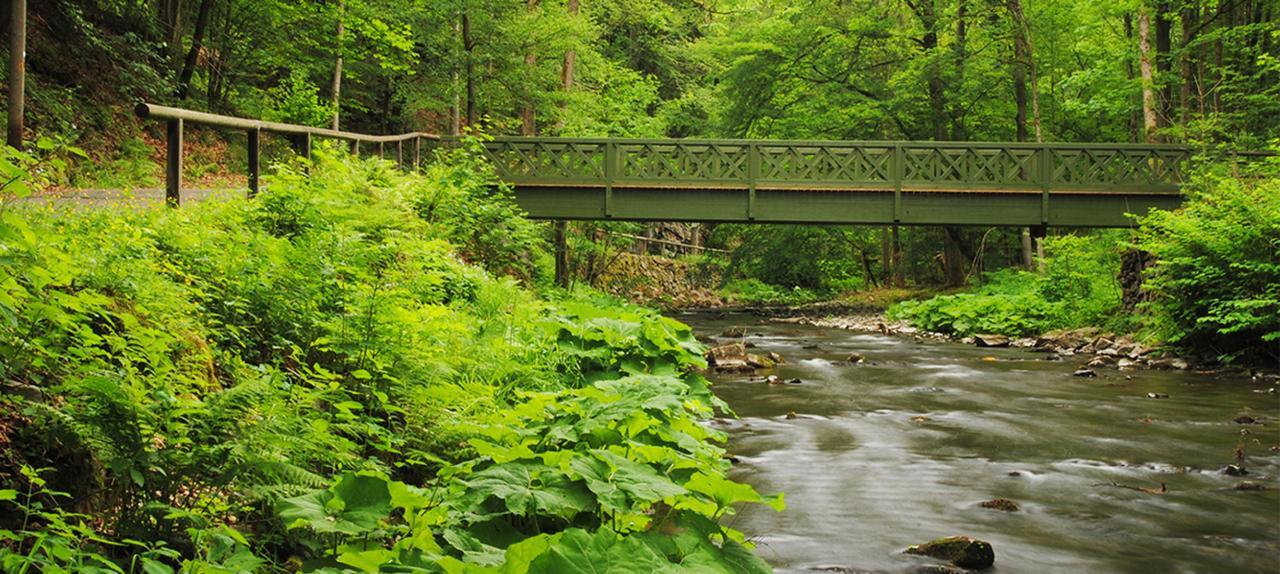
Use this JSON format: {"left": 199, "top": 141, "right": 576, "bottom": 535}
{"left": 1180, "top": 6, "right": 1196, "bottom": 128}
{"left": 7, "top": 0, "right": 25, "bottom": 150}
{"left": 881, "top": 227, "right": 893, "bottom": 286}
{"left": 891, "top": 225, "right": 904, "bottom": 287}
{"left": 950, "top": 0, "right": 968, "bottom": 140}
{"left": 176, "top": 0, "right": 215, "bottom": 100}
{"left": 463, "top": 11, "right": 476, "bottom": 127}
{"left": 1156, "top": 0, "right": 1173, "bottom": 127}
{"left": 522, "top": 0, "right": 539, "bottom": 136}
{"left": 1139, "top": 7, "right": 1160, "bottom": 142}
{"left": 331, "top": 0, "right": 346, "bottom": 130}
{"left": 557, "top": 0, "right": 579, "bottom": 130}
{"left": 1124, "top": 14, "right": 1140, "bottom": 142}
{"left": 554, "top": 222, "right": 570, "bottom": 288}
{"left": 450, "top": 16, "right": 461, "bottom": 136}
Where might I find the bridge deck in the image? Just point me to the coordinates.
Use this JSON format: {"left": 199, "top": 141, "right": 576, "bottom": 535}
{"left": 476, "top": 138, "right": 1190, "bottom": 227}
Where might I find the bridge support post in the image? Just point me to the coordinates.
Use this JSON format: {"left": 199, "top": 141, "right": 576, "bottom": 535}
{"left": 165, "top": 119, "right": 183, "bottom": 207}
{"left": 247, "top": 128, "right": 261, "bottom": 197}
{"left": 553, "top": 221, "right": 570, "bottom": 288}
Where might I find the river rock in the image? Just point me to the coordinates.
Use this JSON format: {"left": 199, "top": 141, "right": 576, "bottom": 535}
{"left": 911, "top": 567, "right": 969, "bottom": 574}
{"left": 1072, "top": 369, "right": 1097, "bottom": 378}
{"left": 1087, "top": 357, "right": 1113, "bottom": 368}
{"left": 720, "top": 327, "right": 747, "bottom": 338}
{"left": 974, "top": 334, "right": 1010, "bottom": 348}
{"left": 979, "top": 498, "right": 1020, "bottom": 512}
{"left": 904, "top": 536, "right": 995, "bottom": 570}
{"left": 1146, "top": 392, "right": 1169, "bottom": 399}
{"left": 707, "top": 343, "right": 753, "bottom": 373}
{"left": 1221, "top": 465, "right": 1249, "bottom": 476}
{"left": 768, "top": 351, "right": 785, "bottom": 364}
{"left": 1117, "top": 358, "right": 1138, "bottom": 369}
{"left": 766, "top": 375, "right": 782, "bottom": 385}
{"left": 1149, "top": 357, "right": 1190, "bottom": 370}
{"left": 846, "top": 352, "right": 865, "bottom": 364}
{"left": 1233, "top": 481, "right": 1266, "bottom": 491}
{"left": 746, "top": 353, "right": 776, "bottom": 369}
{"left": 1233, "top": 415, "right": 1260, "bottom": 425}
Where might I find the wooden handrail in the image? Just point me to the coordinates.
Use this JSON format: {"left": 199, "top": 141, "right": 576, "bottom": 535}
{"left": 135, "top": 102, "right": 439, "bottom": 206}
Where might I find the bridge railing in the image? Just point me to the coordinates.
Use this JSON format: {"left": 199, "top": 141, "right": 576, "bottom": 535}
{"left": 135, "top": 102, "right": 439, "bottom": 206}
{"left": 477, "top": 138, "right": 1195, "bottom": 195}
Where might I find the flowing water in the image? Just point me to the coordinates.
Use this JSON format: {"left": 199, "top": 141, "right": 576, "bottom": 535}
{"left": 679, "top": 311, "right": 1280, "bottom": 574}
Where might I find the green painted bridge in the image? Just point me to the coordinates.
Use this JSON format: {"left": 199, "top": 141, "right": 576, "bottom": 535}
{"left": 475, "top": 138, "right": 1192, "bottom": 227}
{"left": 134, "top": 104, "right": 1208, "bottom": 227}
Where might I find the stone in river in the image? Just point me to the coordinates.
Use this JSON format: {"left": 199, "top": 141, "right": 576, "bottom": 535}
{"left": 1233, "top": 414, "right": 1259, "bottom": 425}
{"left": 1233, "top": 481, "right": 1266, "bottom": 491}
{"left": 706, "top": 343, "right": 753, "bottom": 373}
{"left": 1146, "top": 392, "right": 1169, "bottom": 399}
{"left": 1221, "top": 465, "right": 1248, "bottom": 476}
{"left": 845, "top": 352, "right": 865, "bottom": 364}
{"left": 905, "top": 536, "right": 995, "bottom": 570}
{"left": 786, "top": 378, "right": 803, "bottom": 385}
{"left": 1072, "top": 368, "right": 1097, "bottom": 378}
{"left": 765, "top": 375, "right": 782, "bottom": 385}
{"left": 974, "top": 334, "right": 1010, "bottom": 348}
{"left": 720, "top": 326, "right": 746, "bottom": 338}
{"left": 979, "top": 498, "right": 1020, "bottom": 512}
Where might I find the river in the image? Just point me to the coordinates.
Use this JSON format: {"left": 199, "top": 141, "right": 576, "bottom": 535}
{"left": 679, "top": 311, "right": 1280, "bottom": 574}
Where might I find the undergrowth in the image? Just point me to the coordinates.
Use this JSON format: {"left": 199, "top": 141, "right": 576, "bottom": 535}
{"left": 0, "top": 142, "right": 781, "bottom": 571}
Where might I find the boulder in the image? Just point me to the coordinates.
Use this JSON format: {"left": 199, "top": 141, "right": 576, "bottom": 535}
{"left": 765, "top": 375, "right": 782, "bottom": 385}
{"left": 1149, "top": 357, "right": 1190, "bottom": 370}
{"left": 746, "top": 353, "right": 776, "bottom": 369}
{"left": 905, "top": 536, "right": 995, "bottom": 570}
{"left": 1233, "top": 415, "right": 1259, "bottom": 425}
{"left": 1117, "top": 358, "right": 1138, "bottom": 369}
{"left": 974, "top": 334, "right": 1010, "bottom": 348}
{"left": 706, "top": 343, "right": 753, "bottom": 373}
{"left": 979, "top": 498, "right": 1020, "bottom": 512}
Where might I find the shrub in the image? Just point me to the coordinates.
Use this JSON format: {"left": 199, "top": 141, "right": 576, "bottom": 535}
{"left": 1136, "top": 155, "right": 1280, "bottom": 364}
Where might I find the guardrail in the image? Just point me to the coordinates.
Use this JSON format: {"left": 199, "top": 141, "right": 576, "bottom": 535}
{"left": 134, "top": 102, "right": 440, "bottom": 206}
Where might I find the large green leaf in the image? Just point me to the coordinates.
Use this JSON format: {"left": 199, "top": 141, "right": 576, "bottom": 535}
{"left": 279, "top": 473, "right": 393, "bottom": 536}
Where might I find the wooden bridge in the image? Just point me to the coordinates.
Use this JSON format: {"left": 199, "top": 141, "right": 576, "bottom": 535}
{"left": 136, "top": 103, "right": 1206, "bottom": 228}
{"left": 478, "top": 138, "right": 1190, "bottom": 227}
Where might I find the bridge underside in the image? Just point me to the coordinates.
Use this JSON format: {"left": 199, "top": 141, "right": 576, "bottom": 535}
{"left": 511, "top": 185, "right": 1181, "bottom": 227}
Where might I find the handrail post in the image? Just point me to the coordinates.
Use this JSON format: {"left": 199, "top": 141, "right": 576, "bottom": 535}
{"left": 413, "top": 137, "right": 421, "bottom": 172}
{"left": 396, "top": 140, "right": 404, "bottom": 169}
{"left": 893, "top": 144, "right": 903, "bottom": 222}
{"left": 604, "top": 141, "right": 616, "bottom": 218}
{"left": 1039, "top": 144, "right": 1051, "bottom": 225}
{"left": 247, "top": 128, "right": 261, "bottom": 197}
{"left": 747, "top": 143, "right": 759, "bottom": 221}
{"left": 165, "top": 119, "right": 183, "bottom": 207}
{"left": 352, "top": 140, "right": 360, "bottom": 157}
{"left": 378, "top": 142, "right": 385, "bottom": 158}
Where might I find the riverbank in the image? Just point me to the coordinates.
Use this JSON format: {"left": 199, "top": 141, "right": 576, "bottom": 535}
{"left": 698, "top": 300, "right": 1279, "bottom": 383}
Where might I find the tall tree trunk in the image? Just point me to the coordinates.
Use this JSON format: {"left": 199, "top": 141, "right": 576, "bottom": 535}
{"left": 950, "top": 0, "right": 968, "bottom": 140}
{"left": 463, "top": 11, "right": 476, "bottom": 127}
{"left": 891, "top": 226, "right": 904, "bottom": 287}
{"left": 1139, "top": 7, "right": 1160, "bottom": 142}
{"left": 8, "top": 0, "right": 25, "bottom": 150}
{"left": 162, "top": 0, "right": 184, "bottom": 65}
{"left": 450, "top": 15, "right": 462, "bottom": 136}
{"left": 916, "top": 0, "right": 964, "bottom": 286}
{"left": 881, "top": 227, "right": 893, "bottom": 286}
{"left": 1155, "top": 0, "right": 1173, "bottom": 127}
{"left": 557, "top": 0, "right": 579, "bottom": 130}
{"left": 1180, "top": 5, "right": 1196, "bottom": 128}
{"left": 1124, "top": 14, "right": 1140, "bottom": 142}
{"left": 176, "top": 0, "right": 215, "bottom": 100}
{"left": 1009, "top": 0, "right": 1043, "bottom": 268}
{"left": 331, "top": 0, "right": 346, "bottom": 131}
{"left": 522, "top": 0, "right": 539, "bottom": 136}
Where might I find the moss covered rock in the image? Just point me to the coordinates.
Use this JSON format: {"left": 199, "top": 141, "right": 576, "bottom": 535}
{"left": 905, "top": 536, "right": 995, "bottom": 570}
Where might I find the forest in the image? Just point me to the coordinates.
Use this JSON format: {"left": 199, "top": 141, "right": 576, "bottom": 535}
{"left": 1, "top": 0, "right": 1278, "bottom": 572}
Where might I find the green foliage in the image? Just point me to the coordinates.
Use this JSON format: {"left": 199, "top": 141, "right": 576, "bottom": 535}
{"left": 719, "top": 279, "right": 820, "bottom": 306}
{"left": 0, "top": 149, "right": 778, "bottom": 570}
{"left": 1136, "top": 155, "right": 1280, "bottom": 364}
{"left": 889, "top": 232, "right": 1126, "bottom": 337}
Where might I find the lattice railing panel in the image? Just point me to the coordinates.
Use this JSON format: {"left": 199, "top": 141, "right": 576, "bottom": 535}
{"left": 1050, "top": 148, "right": 1187, "bottom": 187}
{"left": 482, "top": 140, "right": 606, "bottom": 181}
{"left": 758, "top": 145, "right": 894, "bottom": 183}
{"left": 616, "top": 142, "right": 748, "bottom": 181}
{"left": 902, "top": 147, "right": 1040, "bottom": 186}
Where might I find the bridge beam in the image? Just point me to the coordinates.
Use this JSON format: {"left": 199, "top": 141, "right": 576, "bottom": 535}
{"left": 510, "top": 186, "right": 1180, "bottom": 228}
